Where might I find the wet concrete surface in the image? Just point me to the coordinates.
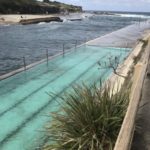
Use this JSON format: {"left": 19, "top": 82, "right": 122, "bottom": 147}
{"left": 87, "top": 21, "right": 150, "bottom": 48}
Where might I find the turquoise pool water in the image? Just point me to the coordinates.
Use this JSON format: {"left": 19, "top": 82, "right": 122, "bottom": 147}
{"left": 0, "top": 45, "right": 130, "bottom": 150}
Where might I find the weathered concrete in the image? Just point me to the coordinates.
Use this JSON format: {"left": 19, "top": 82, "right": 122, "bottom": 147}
{"left": 114, "top": 36, "right": 150, "bottom": 150}
{"left": 0, "top": 14, "right": 62, "bottom": 25}
{"left": 131, "top": 61, "right": 150, "bottom": 150}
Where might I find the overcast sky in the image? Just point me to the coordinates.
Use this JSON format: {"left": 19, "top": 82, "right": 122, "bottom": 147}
{"left": 46, "top": 0, "right": 150, "bottom": 12}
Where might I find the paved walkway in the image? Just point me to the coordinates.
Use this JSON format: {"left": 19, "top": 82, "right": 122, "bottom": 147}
{"left": 87, "top": 21, "right": 150, "bottom": 48}
{"left": 132, "top": 61, "right": 150, "bottom": 150}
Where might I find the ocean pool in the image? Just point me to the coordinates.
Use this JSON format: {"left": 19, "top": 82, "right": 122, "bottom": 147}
{"left": 0, "top": 45, "right": 131, "bottom": 150}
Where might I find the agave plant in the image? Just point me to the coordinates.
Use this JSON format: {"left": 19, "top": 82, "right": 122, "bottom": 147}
{"left": 44, "top": 83, "right": 129, "bottom": 150}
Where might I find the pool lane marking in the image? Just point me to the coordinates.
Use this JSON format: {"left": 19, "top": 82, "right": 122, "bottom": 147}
{"left": 0, "top": 54, "right": 107, "bottom": 146}
{"left": 0, "top": 51, "right": 107, "bottom": 117}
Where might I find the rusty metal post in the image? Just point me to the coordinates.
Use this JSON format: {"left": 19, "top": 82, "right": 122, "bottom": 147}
{"left": 23, "top": 56, "right": 26, "bottom": 71}
{"left": 75, "top": 40, "right": 77, "bottom": 50}
{"left": 63, "top": 43, "right": 65, "bottom": 57}
{"left": 84, "top": 38, "right": 87, "bottom": 50}
{"left": 46, "top": 49, "right": 48, "bottom": 66}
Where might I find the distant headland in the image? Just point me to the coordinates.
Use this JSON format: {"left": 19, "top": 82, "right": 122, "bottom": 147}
{"left": 0, "top": 0, "right": 82, "bottom": 14}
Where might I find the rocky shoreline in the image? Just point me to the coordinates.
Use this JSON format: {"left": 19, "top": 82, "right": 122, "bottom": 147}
{"left": 0, "top": 0, "right": 82, "bottom": 14}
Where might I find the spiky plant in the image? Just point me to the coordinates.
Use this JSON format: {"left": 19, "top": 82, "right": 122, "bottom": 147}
{"left": 44, "top": 83, "right": 129, "bottom": 150}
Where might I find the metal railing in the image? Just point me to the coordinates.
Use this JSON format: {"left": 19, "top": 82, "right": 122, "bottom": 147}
{"left": 0, "top": 36, "right": 134, "bottom": 80}
{"left": 0, "top": 39, "right": 87, "bottom": 79}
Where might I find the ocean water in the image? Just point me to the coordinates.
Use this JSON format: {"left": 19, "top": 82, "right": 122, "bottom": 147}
{"left": 0, "top": 12, "right": 149, "bottom": 75}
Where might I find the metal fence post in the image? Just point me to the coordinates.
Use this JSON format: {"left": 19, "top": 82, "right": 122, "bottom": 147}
{"left": 125, "top": 42, "right": 128, "bottom": 52}
{"left": 139, "top": 17, "right": 141, "bottom": 27}
{"left": 63, "top": 43, "right": 65, "bottom": 57}
{"left": 75, "top": 40, "right": 77, "bottom": 50}
{"left": 23, "top": 56, "right": 26, "bottom": 71}
{"left": 84, "top": 38, "right": 87, "bottom": 50}
{"left": 46, "top": 49, "right": 48, "bottom": 66}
